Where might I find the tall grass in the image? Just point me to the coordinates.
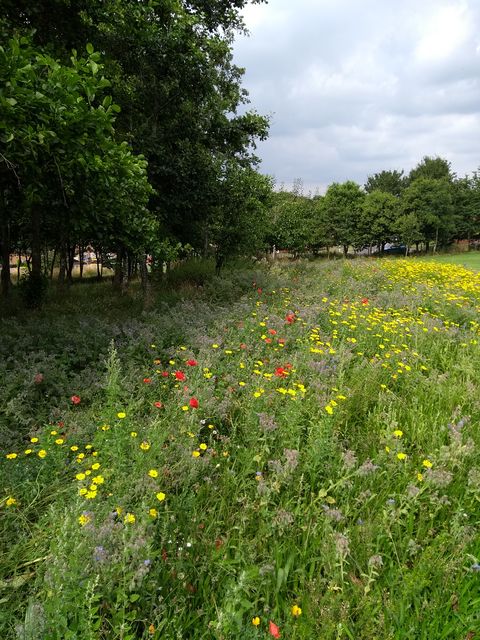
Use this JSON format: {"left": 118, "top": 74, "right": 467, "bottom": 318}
{"left": 1, "top": 258, "right": 479, "bottom": 639}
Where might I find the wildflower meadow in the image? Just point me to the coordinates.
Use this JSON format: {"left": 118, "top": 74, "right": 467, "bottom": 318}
{"left": 1, "top": 257, "right": 479, "bottom": 639}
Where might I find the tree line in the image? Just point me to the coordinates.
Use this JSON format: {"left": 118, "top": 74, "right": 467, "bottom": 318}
{"left": 267, "top": 157, "right": 480, "bottom": 257}
{"left": 0, "top": 0, "right": 271, "bottom": 301}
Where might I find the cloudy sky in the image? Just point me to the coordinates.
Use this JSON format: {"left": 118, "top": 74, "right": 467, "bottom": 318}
{"left": 233, "top": 0, "right": 480, "bottom": 193}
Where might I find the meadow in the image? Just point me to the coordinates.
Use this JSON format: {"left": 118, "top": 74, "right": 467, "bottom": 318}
{"left": 1, "top": 257, "right": 479, "bottom": 639}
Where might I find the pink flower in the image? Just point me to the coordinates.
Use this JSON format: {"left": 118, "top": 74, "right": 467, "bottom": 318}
{"left": 269, "top": 621, "right": 281, "bottom": 638}
{"left": 71, "top": 395, "right": 81, "bottom": 405}
{"left": 153, "top": 401, "right": 163, "bottom": 408}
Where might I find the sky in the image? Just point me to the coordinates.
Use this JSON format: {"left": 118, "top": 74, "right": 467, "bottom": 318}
{"left": 232, "top": 0, "right": 480, "bottom": 194}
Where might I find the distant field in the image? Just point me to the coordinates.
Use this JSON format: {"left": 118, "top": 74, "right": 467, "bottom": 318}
{"left": 422, "top": 251, "right": 480, "bottom": 270}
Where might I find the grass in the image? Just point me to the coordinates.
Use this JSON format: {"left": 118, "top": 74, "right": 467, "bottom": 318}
{"left": 422, "top": 250, "right": 480, "bottom": 270}
{"left": 1, "top": 257, "right": 480, "bottom": 639}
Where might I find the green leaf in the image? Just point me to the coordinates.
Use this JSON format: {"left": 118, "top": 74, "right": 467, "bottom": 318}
{"left": 86, "top": 43, "right": 94, "bottom": 55}
{"left": 5, "top": 97, "right": 17, "bottom": 106}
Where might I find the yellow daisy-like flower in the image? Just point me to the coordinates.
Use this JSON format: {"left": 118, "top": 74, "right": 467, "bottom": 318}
{"left": 6, "top": 453, "right": 17, "bottom": 459}
{"left": 79, "top": 488, "right": 88, "bottom": 496}
{"left": 291, "top": 605, "right": 302, "bottom": 617}
{"left": 417, "top": 472, "right": 424, "bottom": 482}
{"left": 6, "top": 497, "right": 16, "bottom": 507}
{"left": 149, "top": 508, "right": 158, "bottom": 518}
{"left": 148, "top": 469, "right": 159, "bottom": 478}
{"left": 140, "top": 441, "right": 151, "bottom": 451}
{"left": 325, "top": 405, "right": 333, "bottom": 415}
{"left": 101, "top": 424, "right": 110, "bottom": 431}
{"left": 397, "top": 452, "right": 407, "bottom": 461}
{"left": 50, "top": 430, "right": 58, "bottom": 436}
{"left": 85, "top": 491, "right": 97, "bottom": 499}
{"left": 70, "top": 445, "right": 79, "bottom": 451}
{"left": 92, "top": 475, "right": 104, "bottom": 485}
{"left": 78, "top": 514, "right": 90, "bottom": 526}
{"left": 38, "top": 450, "right": 47, "bottom": 459}
{"left": 76, "top": 473, "right": 86, "bottom": 481}
{"left": 55, "top": 438, "right": 64, "bottom": 445}
{"left": 192, "top": 450, "right": 200, "bottom": 458}
{"left": 199, "top": 443, "right": 207, "bottom": 451}
{"left": 130, "top": 431, "right": 138, "bottom": 438}
{"left": 24, "top": 449, "right": 33, "bottom": 455}
{"left": 252, "top": 617, "right": 260, "bottom": 627}
{"left": 393, "top": 430, "right": 403, "bottom": 438}
{"left": 156, "top": 492, "right": 166, "bottom": 502}
{"left": 30, "top": 437, "right": 39, "bottom": 443}
{"left": 117, "top": 412, "right": 126, "bottom": 419}
{"left": 91, "top": 463, "right": 101, "bottom": 470}
{"left": 124, "top": 513, "right": 135, "bottom": 524}
{"left": 212, "top": 344, "right": 219, "bottom": 349}
{"left": 422, "top": 459, "right": 433, "bottom": 468}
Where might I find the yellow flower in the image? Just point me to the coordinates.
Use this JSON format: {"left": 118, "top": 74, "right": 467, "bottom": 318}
{"left": 91, "top": 463, "right": 101, "bottom": 470}
{"left": 149, "top": 508, "right": 158, "bottom": 518}
{"left": 239, "top": 381, "right": 246, "bottom": 386}
{"left": 417, "top": 472, "right": 424, "bottom": 482}
{"left": 397, "top": 452, "right": 407, "bottom": 461}
{"left": 130, "top": 431, "right": 138, "bottom": 438}
{"left": 76, "top": 473, "right": 86, "bottom": 481}
{"left": 24, "top": 449, "right": 33, "bottom": 455}
{"left": 422, "top": 459, "right": 433, "bottom": 468}
{"left": 156, "top": 492, "right": 166, "bottom": 502}
{"left": 78, "top": 514, "right": 90, "bottom": 526}
{"left": 101, "top": 424, "right": 110, "bottom": 431}
{"left": 325, "top": 405, "right": 333, "bottom": 415}
{"left": 124, "top": 513, "right": 135, "bottom": 524}
{"left": 6, "top": 496, "right": 16, "bottom": 507}
{"left": 140, "top": 441, "right": 151, "bottom": 451}
{"left": 117, "top": 412, "right": 126, "bottom": 419}
{"left": 192, "top": 450, "right": 200, "bottom": 458}
{"left": 38, "top": 450, "right": 47, "bottom": 458}
{"left": 92, "top": 475, "right": 104, "bottom": 485}
{"left": 6, "top": 453, "right": 17, "bottom": 459}
{"left": 70, "top": 445, "right": 79, "bottom": 451}
{"left": 55, "top": 438, "right": 64, "bottom": 445}
{"left": 148, "top": 469, "right": 159, "bottom": 478}
{"left": 252, "top": 617, "right": 260, "bottom": 627}
{"left": 199, "top": 443, "right": 207, "bottom": 451}
{"left": 79, "top": 488, "right": 88, "bottom": 496}
{"left": 291, "top": 605, "right": 302, "bottom": 617}
{"left": 85, "top": 491, "right": 97, "bottom": 499}
{"left": 182, "top": 405, "right": 189, "bottom": 411}
{"left": 30, "top": 437, "right": 39, "bottom": 443}
{"left": 50, "top": 430, "right": 58, "bottom": 436}
{"left": 212, "top": 344, "right": 219, "bottom": 349}
{"left": 393, "top": 430, "right": 403, "bottom": 438}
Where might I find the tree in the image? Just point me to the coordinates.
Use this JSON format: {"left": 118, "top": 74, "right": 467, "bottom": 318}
{"left": 364, "top": 169, "right": 406, "bottom": 196}
{"left": 322, "top": 182, "right": 365, "bottom": 255}
{"left": 407, "top": 156, "right": 455, "bottom": 183}
{"left": 361, "top": 190, "right": 399, "bottom": 252}
{"left": 401, "top": 178, "right": 455, "bottom": 252}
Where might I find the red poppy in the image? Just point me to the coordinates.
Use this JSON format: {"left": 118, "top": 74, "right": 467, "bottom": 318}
{"left": 285, "top": 314, "right": 296, "bottom": 324}
{"left": 71, "top": 395, "right": 81, "bottom": 405}
{"left": 175, "top": 371, "right": 186, "bottom": 381}
{"left": 143, "top": 377, "right": 152, "bottom": 384}
{"left": 257, "top": 288, "right": 262, "bottom": 295}
{"left": 264, "top": 338, "right": 272, "bottom": 344}
{"left": 268, "top": 328, "right": 277, "bottom": 335}
{"left": 274, "top": 367, "right": 287, "bottom": 377}
{"left": 278, "top": 338, "right": 285, "bottom": 345}
{"left": 189, "top": 397, "right": 199, "bottom": 409}
{"left": 361, "top": 297, "right": 369, "bottom": 305}
{"left": 161, "top": 371, "right": 169, "bottom": 377}
{"left": 269, "top": 621, "right": 281, "bottom": 638}
{"left": 186, "top": 359, "right": 198, "bottom": 367}
{"left": 153, "top": 401, "right": 163, "bottom": 408}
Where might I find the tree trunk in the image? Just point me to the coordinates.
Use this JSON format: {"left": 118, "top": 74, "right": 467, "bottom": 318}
{"left": 67, "top": 244, "right": 75, "bottom": 283}
{"left": 139, "top": 250, "right": 150, "bottom": 296}
{"left": 30, "top": 204, "right": 42, "bottom": 283}
{"left": 0, "top": 215, "right": 11, "bottom": 297}
{"left": 49, "top": 247, "right": 57, "bottom": 280}
{"left": 113, "top": 246, "right": 125, "bottom": 289}
{"left": 343, "top": 244, "right": 348, "bottom": 257}
{"left": 58, "top": 243, "right": 67, "bottom": 285}
{"left": 79, "top": 244, "right": 84, "bottom": 279}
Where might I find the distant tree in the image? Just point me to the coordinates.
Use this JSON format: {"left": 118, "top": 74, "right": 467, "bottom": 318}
{"left": 452, "top": 173, "right": 480, "bottom": 241}
{"left": 364, "top": 170, "right": 406, "bottom": 196}
{"left": 407, "top": 156, "right": 455, "bottom": 183}
{"left": 322, "top": 181, "right": 365, "bottom": 255}
{"left": 267, "top": 191, "right": 314, "bottom": 256}
{"left": 401, "top": 178, "right": 455, "bottom": 252}
{"left": 395, "top": 213, "right": 422, "bottom": 255}
{"left": 361, "top": 190, "right": 400, "bottom": 252}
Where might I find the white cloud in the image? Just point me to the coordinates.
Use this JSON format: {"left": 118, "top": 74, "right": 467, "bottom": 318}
{"left": 233, "top": 0, "right": 480, "bottom": 190}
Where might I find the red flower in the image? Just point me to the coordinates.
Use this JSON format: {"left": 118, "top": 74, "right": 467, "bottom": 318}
{"left": 264, "top": 338, "right": 272, "bottom": 344}
{"left": 153, "top": 401, "right": 163, "bottom": 408}
{"left": 175, "top": 371, "right": 186, "bottom": 381}
{"left": 269, "top": 621, "right": 281, "bottom": 638}
{"left": 240, "top": 343, "right": 247, "bottom": 349}
{"left": 71, "top": 395, "right": 81, "bottom": 405}
{"left": 34, "top": 373, "right": 44, "bottom": 384}
{"left": 274, "top": 367, "right": 287, "bottom": 378}
{"left": 285, "top": 314, "right": 296, "bottom": 324}
{"left": 189, "top": 397, "right": 199, "bottom": 409}
{"left": 186, "top": 359, "right": 198, "bottom": 367}
{"left": 257, "top": 288, "right": 262, "bottom": 295}
{"left": 143, "top": 377, "right": 152, "bottom": 384}
{"left": 278, "top": 338, "right": 285, "bottom": 345}
{"left": 361, "top": 297, "right": 369, "bottom": 305}
{"left": 268, "top": 328, "right": 277, "bottom": 335}
{"left": 161, "top": 371, "right": 169, "bottom": 377}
